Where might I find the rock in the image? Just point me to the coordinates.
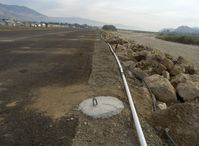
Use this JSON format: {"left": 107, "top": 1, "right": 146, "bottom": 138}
{"left": 133, "top": 51, "right": 148, "bottom": 62}
{"left": 176, "top": 56, "right": 186, "bottom": 64}
{"left": 150, "top": 51, "right": 165, "bottom": 62}
{"left": 185, "top": 65, "right": 196, "bottom": 74}
{"left": 190, "top": 74, "right": 199, "bottom": 82}
{"left": 123, "top": 42, "right": 132, "bottom": 49}
{"left": 131, "top": 67, "right": 148, "bottom": 80}
{"left": 108, "top": 37, "right": 127, "bottom": 45}
{"left": 157, "top": 101, "right": 167, "bottom": 110}
{"left": 162, "top": 71, "right": 170, "bottom": 80}
{"left": 144, "top": 74, "right": 177, "bottom": 104}
{"left": 123, "top": 61, "right": 135, "bottom": 68}
{"left": 176, "top": 80, "right": 199, "bottom": 101}
{"left": 161, "top": 58, "right": 174, "bottom": 71}
{"left": 135, "top": 60, "right": 157, "bottom": 71}
{"left": 153, "top": 63, "right": 167, "bottom": 75}
{"left": 83, "top": 122, "right": 88, "bottom": 125}
{"left": 165, "top": 53, "right": 174, "bottom": 61}
{"left": 148, "top": 102, "right": 199, "bottom": 146}
{"left": 117, "top": 54, "right": 129, "bottom": 61}
{"left": 170, "top": 65, "right": 185, "bottom": 76}
{"left": 126, "top": 48, "right": 134, "bottom": 58}
{"left": 115, "top": 44, "right": 127, "bottom": 54}
{"left": 116, "top": 45, "right": 131, "bottom": 61}
{"left": 127, "top": 70, "right": 133, "bottom": 78}
{"left": 135, "top": 60, "right": 150, "bottom": 70}
{"left": 170, "top": 73, "right": 190, "bottom": 88}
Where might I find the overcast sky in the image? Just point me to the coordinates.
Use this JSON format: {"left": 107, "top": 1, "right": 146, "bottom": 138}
{"left": 1, "top": 0, "right": 199, "bottom": 31}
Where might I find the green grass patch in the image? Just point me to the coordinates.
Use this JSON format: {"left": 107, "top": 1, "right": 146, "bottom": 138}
{"left": 156, "top": 33, "right": 199, "bottom": 46}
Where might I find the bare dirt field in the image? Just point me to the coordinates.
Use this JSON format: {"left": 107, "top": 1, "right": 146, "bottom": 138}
{"left": 3, "top": 27, "right": 198, "bottom": 146}
{"left": 0, "top": 28, "right": 140, "bottom": 146}
{"left": 0, "top": 28, "right": 95, "bottom": 145}
{"left": 119, "top": 30, "right": 199, "bottom": 72}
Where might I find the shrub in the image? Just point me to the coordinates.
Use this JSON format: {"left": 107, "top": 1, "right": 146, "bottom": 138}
{"left": 102, "top": 25, "right": 117, "bottom": 31}
{"left": 156, "top": 33, "right": 199, "bottom": 46}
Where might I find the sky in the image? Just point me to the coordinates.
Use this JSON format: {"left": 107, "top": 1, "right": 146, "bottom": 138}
{"left": 1, "top": 0, "right": 199, "bottom": 31}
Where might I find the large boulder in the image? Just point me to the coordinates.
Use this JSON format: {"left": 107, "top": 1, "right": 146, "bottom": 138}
{"left": 170, "top": 73, "right": 190, "bottom": 88}
{"left": 171, "top": 73, "right": 199, "bottom": 88}
{"left": 144, "top": 74, "right": 177, "bottom": 103}
{"left": 176, "top": 80, "right": 199, "bottom": 101}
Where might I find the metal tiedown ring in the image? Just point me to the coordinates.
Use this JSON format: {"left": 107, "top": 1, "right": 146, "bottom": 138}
{"left": 92, "top": 97, "right": 98, "bottom": 107}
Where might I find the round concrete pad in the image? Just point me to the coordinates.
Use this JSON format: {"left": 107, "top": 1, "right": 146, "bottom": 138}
{"left": 79, "top": 96, "right": 124, "bottom": 118}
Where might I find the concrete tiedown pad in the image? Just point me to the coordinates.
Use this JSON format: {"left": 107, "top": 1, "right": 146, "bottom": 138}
{"left": 79, "top": 96, "right": 124, "bottom": 118}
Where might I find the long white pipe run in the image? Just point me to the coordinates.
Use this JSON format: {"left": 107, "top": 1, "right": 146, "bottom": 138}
{"left": 108, "top": 43, "right": 147, "bottom": 146}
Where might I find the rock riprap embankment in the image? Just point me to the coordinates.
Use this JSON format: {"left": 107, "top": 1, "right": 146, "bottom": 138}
{"left": 102, "top": 31, "right": 199, "bottom": 104}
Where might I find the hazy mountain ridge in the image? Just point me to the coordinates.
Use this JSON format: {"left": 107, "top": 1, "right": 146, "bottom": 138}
{"left": 0, "top": 3, "right": 140, "bottom": 29}
{"left": 160, "top": 26, "right": 199, "bottom": 35}
{"left": 0, "top": 3, "right": 106, "bottom": 26}
{"left": 48, "top": 17, "right": 105, "bottom": 26}
{"left": 0, "top": 3, "right": 48, "bottom": 21}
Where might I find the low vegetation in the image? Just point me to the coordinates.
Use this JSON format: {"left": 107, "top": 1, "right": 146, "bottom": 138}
{"left": 156, "top": 33, "right": 199, "bottom": 46}
{"left": 102, "top": 25, "right": 117, "bottom": 31}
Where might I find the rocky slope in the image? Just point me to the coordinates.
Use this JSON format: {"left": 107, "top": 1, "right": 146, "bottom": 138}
{"left": 102, "top": 31, "right": 199, "bottom": 146}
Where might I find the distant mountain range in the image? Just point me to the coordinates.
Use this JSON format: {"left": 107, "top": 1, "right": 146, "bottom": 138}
{"left": 0, "top": 3, "right": 47, "bottom": 21}
{"left": 0, "top": 3, "right": 107, "bottom": 26}
{"left": 160, "top": 26, "right": 199, "bottom": 35}
{"left": 0, "top": 3, "right": 139, "bottom": 29}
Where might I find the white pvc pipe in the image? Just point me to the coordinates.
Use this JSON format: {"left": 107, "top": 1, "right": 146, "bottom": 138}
{"left": 108, "top": 43, "right": 147, "bottom": 146}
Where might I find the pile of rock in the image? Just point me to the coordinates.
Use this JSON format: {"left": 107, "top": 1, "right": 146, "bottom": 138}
{"left": 102, "top": 31, "right": 199, "bottom": 107}
{"left": 101, "top": 31, "right": 199, "bottom": 146}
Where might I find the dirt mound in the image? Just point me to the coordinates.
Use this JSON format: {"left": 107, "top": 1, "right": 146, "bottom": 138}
{"left": 148, "top": 102, "right": 199, "bottom": 146}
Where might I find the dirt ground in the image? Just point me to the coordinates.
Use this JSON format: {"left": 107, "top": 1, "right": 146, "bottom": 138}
{"left": 0, "top": 28, "right": 142, "bottom": 146}
{"left": 0, "top": 28, "right": 96, "bottom": 145}
{"left": 119, "top": 30, "right": 199, "bottom": 72}
{"left": 2, "top": 27, "right": 197, "bottom": 146}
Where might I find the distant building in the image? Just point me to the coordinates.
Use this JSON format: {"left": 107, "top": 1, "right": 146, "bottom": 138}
{"left": 15, "top": 21, "right": 24, "bottom": 26}
{"left": 4, "top": 19, "right": 16, "bottom": 26}
{"left": 0, "top": 19, "right": 6, "bottom": 26}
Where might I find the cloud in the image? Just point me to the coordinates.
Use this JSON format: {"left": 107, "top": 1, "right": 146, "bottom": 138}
{"left": 1, "top": 0, "right": 199, "bottom": 31}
